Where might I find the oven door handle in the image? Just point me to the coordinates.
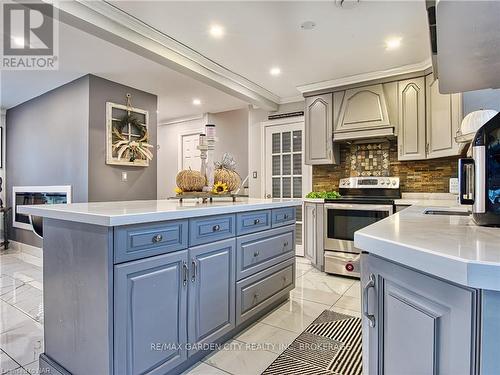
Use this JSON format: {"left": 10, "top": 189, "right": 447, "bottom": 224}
{"left": 324, "top": 203, "right": 394, "bottom": 212}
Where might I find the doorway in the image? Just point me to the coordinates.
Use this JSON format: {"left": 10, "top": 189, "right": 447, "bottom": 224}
{"left": 262, "top": 118, "right": 311, "bottom": 256}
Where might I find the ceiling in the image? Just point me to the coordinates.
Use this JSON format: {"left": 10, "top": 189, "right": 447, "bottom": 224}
{"left": 1, "top": 21, "right": 248, "bottom": 121}
{"left": 109, "top": 0, "right": 431, "bottom": 100}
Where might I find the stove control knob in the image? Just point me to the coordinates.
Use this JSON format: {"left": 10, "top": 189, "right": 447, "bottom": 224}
{"left": 392, "top": 180, "right": 397, "bottom": 186}
{"left": 380, "top": 180, "right": 385, "bottom": 185}
{"left": 385, "top": 179, "right": 391, "bottom": 185}
{"left": 345, "top": 263, "right": 354, "bottom": 272}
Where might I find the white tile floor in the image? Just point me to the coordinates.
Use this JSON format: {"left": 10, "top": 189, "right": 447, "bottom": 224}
{"left": 0, "top": 250, "right": 362, "bottom": 375}
{"left": 0, "top": 249, "right": 43, "bottom": 375}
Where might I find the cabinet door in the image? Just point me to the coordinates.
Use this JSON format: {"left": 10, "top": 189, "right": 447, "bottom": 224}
{"left": 361, "top": 254, "right": 478, "bottom": 375}
{"left": 305, "top": 93, "right": 334, "bottom": 165}
{"left": 114, "top": 251, "right": 188, "bottom": 375}
{"left": 303, "top": 202, "right": 316, "bottom": 262}
{"left": 398, "top": 78, "right": 426, "bottom": 160}
{"left": 188, "top": 238, "right": 236, "bottom": 354}
{"left": 426, "top": 74, "right": 463, "bottom": 159}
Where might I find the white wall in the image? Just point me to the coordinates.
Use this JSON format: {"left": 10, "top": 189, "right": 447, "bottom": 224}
{"left": 248, "top": 107, "right": 268, "bottom": 198}
{"left": 247, "top": 101, "right": 305, "bottom": 198}
{"left": 157, "top": 115, "right": 207, "bottom": 199}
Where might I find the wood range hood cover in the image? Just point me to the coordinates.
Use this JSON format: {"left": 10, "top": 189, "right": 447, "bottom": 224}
{"left": 333, "top": 83, "right": 397, "bottom": 142}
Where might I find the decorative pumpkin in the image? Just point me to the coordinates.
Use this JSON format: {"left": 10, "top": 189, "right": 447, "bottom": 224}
{"left": 214, "top": 168, "right": 241, "bottom": 192}
{"left": 214, "top": 153, "right": 241, "bottom": 192}
{"left": 176, "top": 168, "right": 205, "bottom": 192}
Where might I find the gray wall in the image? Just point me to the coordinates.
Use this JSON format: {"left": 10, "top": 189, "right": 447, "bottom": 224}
{"left": 208, "top": 108, "right": 249, "bottom": 180}
{"left": 6, "top": 76, "right": 90, "bottom": 247}
{"left": 463, "top": 88, "right": 500, "bottom": 115}
{"left": 88, "top": 75, "right": 158, "bottom": 202}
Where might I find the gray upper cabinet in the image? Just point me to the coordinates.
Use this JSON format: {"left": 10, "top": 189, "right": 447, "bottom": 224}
{"left": 114, "top": 251, "right": 188, "bottom": 375}
{"left": 397, "top": 77, "right": 426, "bottom": 161}
{"left": 425, "top": 74, "right": 463, "bottom": 159}
{"left": 305, "top": 93, "right": 337, "bottom": 165}
{"left": 361, "top": 254, "right": 478, "bottom": 375}
{"left": 188, "top": 238, "right": 236, "bottom": 355}
{"left": 334, "top": 84, "right": 395, "bottom": 141}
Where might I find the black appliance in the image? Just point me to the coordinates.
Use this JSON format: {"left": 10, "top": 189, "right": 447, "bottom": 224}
{"left": 459, "top": 112, "right": 500, "bottom": 226}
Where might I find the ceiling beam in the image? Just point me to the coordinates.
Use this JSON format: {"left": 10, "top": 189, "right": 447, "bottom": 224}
{"left": 52, "top": 0, "right": 279, "bottom": 111}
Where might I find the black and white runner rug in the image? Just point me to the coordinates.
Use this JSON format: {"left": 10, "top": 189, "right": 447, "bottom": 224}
{"left": 262, "top": 310, "right": 362, "bottom": 375}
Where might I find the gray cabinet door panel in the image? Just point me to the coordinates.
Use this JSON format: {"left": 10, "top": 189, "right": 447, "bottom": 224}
{"left": 188, "top": 238, "right": 236, "bottom": 355}
{"left": 114, "top": 250, "right": 188, "bottom": 375}
{"left": 236, "top": 258, "right": 295, "bottom": 325}
{"left": 305, "top": 93, "right": 335, "bottom": 165}
{"left": 398, "top": 78, "right": 426, "bottom": 160}
{"left": 362, "top": 254, "right": 478, "bottom": 375}
{"left": 189, "top": 214, "right": 236, "bottom": 246}
{"left": 114, "top": 220, "right": 188, "bottom": 263}
{"left": 236, "top": 225, "right": 295, "bottom": 280}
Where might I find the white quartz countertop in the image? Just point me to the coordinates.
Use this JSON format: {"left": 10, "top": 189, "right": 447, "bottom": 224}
{"left": 354, "top": 205, "right": 500, "bottom": 291}
{"left": 18, "top": 198, "right": 302, "bottom": 227}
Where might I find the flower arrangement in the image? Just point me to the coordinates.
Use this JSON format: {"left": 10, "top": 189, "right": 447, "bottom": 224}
{"left": 212, "top": 181, "right": 229, "bottom": 194}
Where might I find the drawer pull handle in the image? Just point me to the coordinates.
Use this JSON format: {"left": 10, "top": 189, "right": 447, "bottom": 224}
{"left": 253, "top": 293, "right": 259, "bottom": 303}
{"left": 253, "top": 251, "right": 260, "bottom": 257}
{"left": 182, "top": 262, "right": 188, "bottom": 287}
{"left": 152, "top": 234, "right": 163, "bottom": 243}
{"left": 284, "top": 214, "right": 289, "bottom": 220}
{"left": 283, "top": 241, "right": 289, "bottom": 248}
{"left": 191, "top": 258, "right": 197, "bottom": 283}
{"left": 363, "top": 274, "right": 376, "bottom": 328}
{"left": 212, "top": 224, "right": 221, "bottom": 232}
{"left": 283, "top": 276, "right": 288, "bottom": 285}
{"left": 254, "top": 219, "right": 260, "bottom": 225}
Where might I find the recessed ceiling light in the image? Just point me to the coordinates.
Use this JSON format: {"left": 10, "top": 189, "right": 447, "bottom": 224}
{"left": 270, "top": 67, "right": 281, "bottom": 76}
{"left": 209, "top": 24, "right": 225, "bottom": 38}
{"left": 300, "top": 21, "right": 316, "bottom": 30}
{"left": 12, "top": 36, "right": 24, "bottom": 47}
{"left": 192, "top": 98, "right": 201, "bottom": 106}
{"left": 385, "top": 37, "right": 402, "bottom": 50}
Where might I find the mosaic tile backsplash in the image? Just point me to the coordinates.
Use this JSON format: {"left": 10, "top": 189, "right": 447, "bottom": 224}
{"left": 313, "top": 140, "right": 461, "bottom": 193}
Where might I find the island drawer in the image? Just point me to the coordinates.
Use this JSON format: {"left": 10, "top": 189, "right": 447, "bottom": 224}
{"left": 236, "top": 225, "right": 295, "bottom": 280}
{"left": 271, "top": 207, "right": 296, "bottom": 227}
{"left": 236, "top": 258, "right": 295, "bottom": 325}
{"left": 189, "top": 214, "right": 236, "bottom": 246}
{"left": 236, "top": 210, "right": 271, "bottom": 235}
{"left": 114, "top": 220, "right": 188, "bottom": 263}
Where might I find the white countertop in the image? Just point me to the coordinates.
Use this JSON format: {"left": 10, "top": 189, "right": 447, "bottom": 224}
{"left": 354, "top": 205, "right": 500, "bottom": 291}
{"left": 18, "top": 198, "right": 301, "bottom": 227}
{"left": 395, "top": 192, "right": 460, "bottom": 207}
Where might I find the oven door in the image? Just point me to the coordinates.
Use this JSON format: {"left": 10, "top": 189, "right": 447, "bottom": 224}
{"left": 324, "top": 203, "right": 393, "bottom": 253}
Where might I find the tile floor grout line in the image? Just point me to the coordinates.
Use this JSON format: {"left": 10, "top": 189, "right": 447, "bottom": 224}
{"left": 0, "top": 348, "right": 24, "bottom": 374}
{"left": 0, "top": 299, "right": 42, "bottom": 329}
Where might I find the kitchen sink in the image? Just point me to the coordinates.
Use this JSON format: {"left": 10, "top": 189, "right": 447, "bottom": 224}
{"left": 423, "top": 208, "right": 470, "bottom": 216}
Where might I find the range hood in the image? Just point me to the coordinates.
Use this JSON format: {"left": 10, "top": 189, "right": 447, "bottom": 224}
{"left": 427, "top": 0, "right": 500, "bottom": 93}
{"left": 333, "top": 83, "right": 397, "bottom": 141}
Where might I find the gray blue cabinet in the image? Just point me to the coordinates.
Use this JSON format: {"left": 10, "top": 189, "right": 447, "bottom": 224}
{"left": 114, "top": 251, "right": 188, "bottom": 375}
{"left": 236, "top": 225, "right": 295, "bottom": 281}
{"left": 39, "top": 206, "right": 297, "bottom": 375}
{"left": 361, "top": 254, "right": 478, "bottom": 375}
{"left": 188, "top": 238, "right": 236, "bottom": 355}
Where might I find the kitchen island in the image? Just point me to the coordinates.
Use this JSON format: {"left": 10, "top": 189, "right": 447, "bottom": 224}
{"left": 355, "top": 205, "right": 500, "bottom": 374}
{"left": 19, "top": 198, "right": 301, "bottom": 375}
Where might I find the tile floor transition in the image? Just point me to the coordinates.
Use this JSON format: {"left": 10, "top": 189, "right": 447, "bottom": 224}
{"left": 0, "top": 249, "right": 362, "bottom": 375}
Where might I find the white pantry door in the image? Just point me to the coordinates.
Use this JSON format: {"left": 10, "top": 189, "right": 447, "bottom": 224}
{"left": 264, "top": 120, "right": 311, "bottom": 256}
{"left": 181, "top": 133, "right": 201, "bottom": 171}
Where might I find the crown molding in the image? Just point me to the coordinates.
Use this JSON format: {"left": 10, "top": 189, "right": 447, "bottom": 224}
{"left": 279, "top": 95, "right": 305, "bottom": 104}
{"left": 159, "top": 114, "right": 206, "bottom": 127}
{"left": 296, "top": 59, "right": 432, "bottom": 94}
{"left": 54, "top": 0, "right": 279, "bottom": 110}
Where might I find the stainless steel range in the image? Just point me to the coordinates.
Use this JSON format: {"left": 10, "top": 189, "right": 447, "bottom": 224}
{"left": 324, "top": 177, "right": 400, "bottom": 278}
